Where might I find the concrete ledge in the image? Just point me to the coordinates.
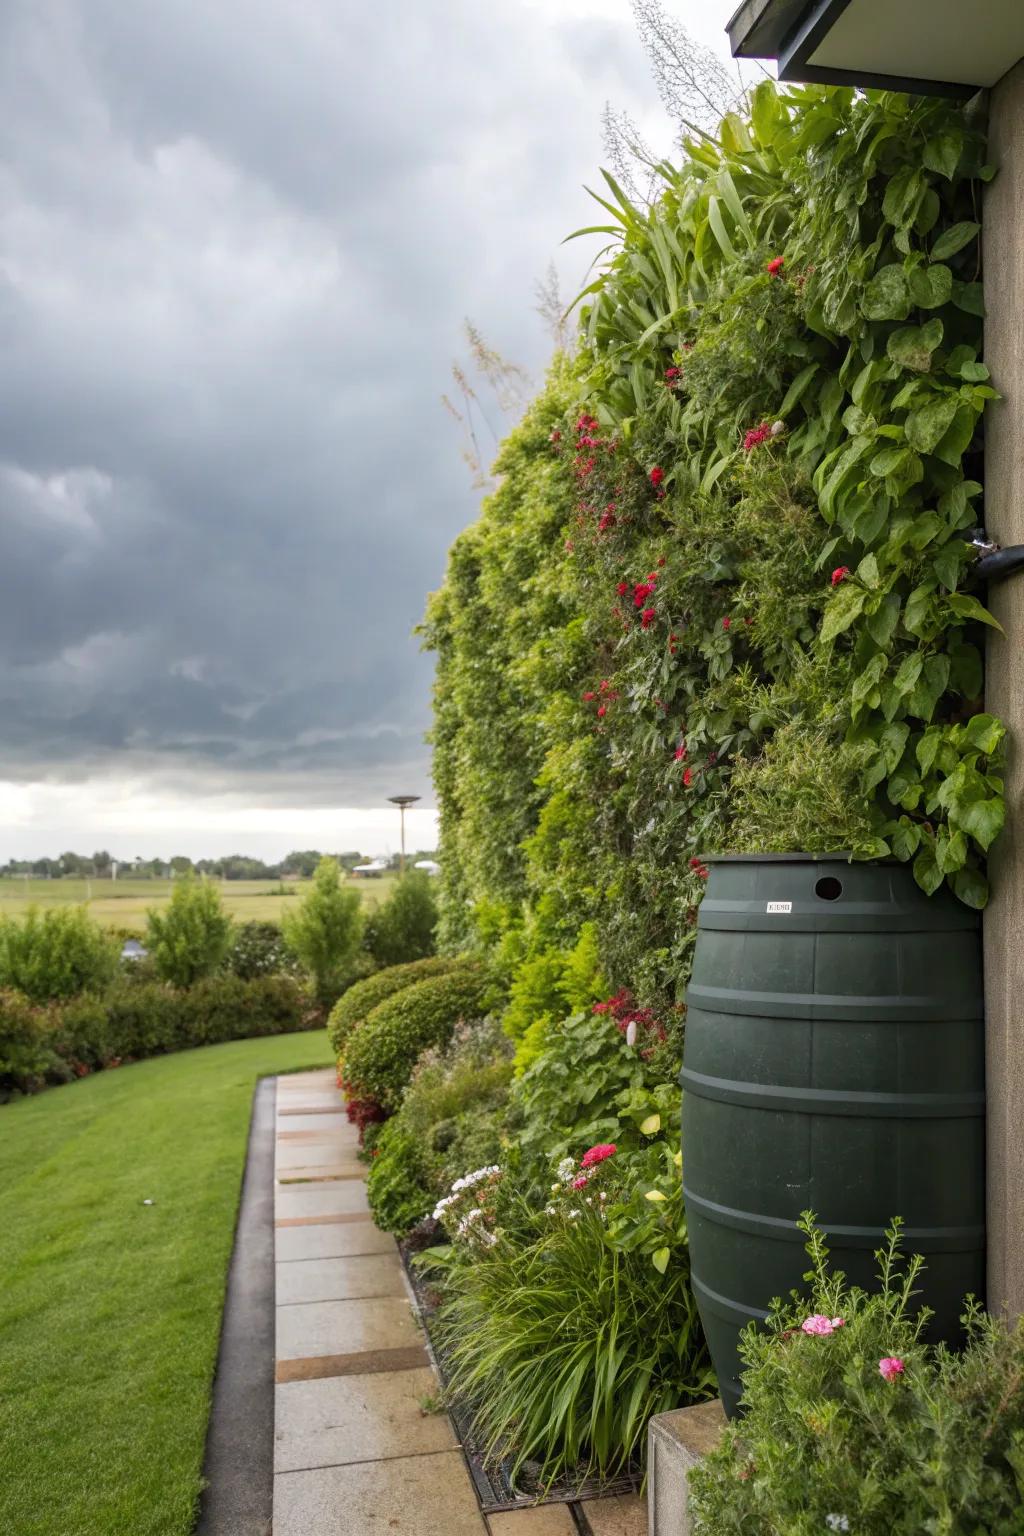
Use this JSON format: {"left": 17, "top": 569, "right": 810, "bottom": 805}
{"left": 647, "top": 1399, "right": 726, "bottom": 1536}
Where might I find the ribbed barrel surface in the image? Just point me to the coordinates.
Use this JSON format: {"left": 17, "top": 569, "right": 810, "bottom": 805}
{"left": 681, "top": 855, "right": 985, "bottom": 1418}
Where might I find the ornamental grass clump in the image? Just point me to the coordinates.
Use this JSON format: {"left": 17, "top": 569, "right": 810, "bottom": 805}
{"left": 430, "top": 1157, "right": 713, "bottom": 1483}
{"left": 689, "top": 1216, "right": 1024, "bottom": 1535}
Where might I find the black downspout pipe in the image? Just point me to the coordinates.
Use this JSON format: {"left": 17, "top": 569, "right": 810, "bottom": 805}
{"left": 974, "top": 545, "right": 1024, "bottom": 583}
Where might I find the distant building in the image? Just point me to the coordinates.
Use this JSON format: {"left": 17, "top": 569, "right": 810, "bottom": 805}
{"left": 121, "top": 939, "right": 148, "bottom": 962}
{"left": 413, "top": 860, "right": 441, "bottom": 877}
{"left": 351, "top": 858, "right": 388, "bottom": 879}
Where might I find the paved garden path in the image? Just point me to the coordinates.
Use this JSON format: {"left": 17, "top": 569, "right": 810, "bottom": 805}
{"left": 271, "top": 1068, "right": 647, "bottom": 1536}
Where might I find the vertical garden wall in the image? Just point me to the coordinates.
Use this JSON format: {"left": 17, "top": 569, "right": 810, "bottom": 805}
{"left": 425, "top": 81, "right": 1003, "bottom": 1014}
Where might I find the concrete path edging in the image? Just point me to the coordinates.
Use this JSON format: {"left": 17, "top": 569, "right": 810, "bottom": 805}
{"left": 195, "top": 1075, "right": 276, "bottom": 1536}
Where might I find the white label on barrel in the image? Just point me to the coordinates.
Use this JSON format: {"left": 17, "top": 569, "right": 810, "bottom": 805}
{"left": 766, "top": 901, "right": 792, "bottom": 914}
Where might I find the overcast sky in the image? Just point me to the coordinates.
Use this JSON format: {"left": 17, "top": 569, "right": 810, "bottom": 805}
{"left": 0, "top": 0, "right": 742, "bottom": 860}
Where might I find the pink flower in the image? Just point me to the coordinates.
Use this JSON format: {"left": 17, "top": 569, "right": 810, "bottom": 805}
{"left": 572, "top": 1174, "right": 589, "bottom": 1190}
{"left": 831, "top": 566, "right": 851, "bottom": 587}
{"left": 743, "top": 422, "right": 772, "bottom": 453}
{"left": 581, "top": 1143, "right": 617, "bottom": 1169}
{"left": 722, "top": 616, "right": 732, "bottom": 631}
{"left": 649, "top": 466, "right": 665, "bottom": 487}
{"left": 879, "top": 1356, "right": 905, "bottom": 1381}
{"left": 767, "top": 257, "right": 785, "bottom": 277}
{"left": 801, "top": 1314, "right": 838, "bottom": 1336}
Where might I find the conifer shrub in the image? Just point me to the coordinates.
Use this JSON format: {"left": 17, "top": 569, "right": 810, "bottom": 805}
{"left": 341, "top": 967, "right": 489, "bottom": 1112}
{"left": 326, "top": 955, "right": 461, "bottom": 1058}
{"left": 282, "top": 857, "right": 363, "bottom": 1006}
{"left": 146, "top": 879, "right": 233, "bottom": 989}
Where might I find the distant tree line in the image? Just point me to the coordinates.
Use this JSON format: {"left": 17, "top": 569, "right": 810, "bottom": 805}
{"left": 0, "top": 848, "right": 439, "bottom": 880}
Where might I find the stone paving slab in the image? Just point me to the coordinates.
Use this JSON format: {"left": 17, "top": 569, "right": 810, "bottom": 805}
{"left": 274, "top": 1450, "right": 487, "bottom": 1535}
{"left": 274, "top": 1368, "right": 454, "bottom": 1472}
{"left": 276, "top": 1253, "right": 405, "bottom": 1305}
{"left": 277, "top": 1167, "right": 366, "bottom": 1185}
{"left": 581, "top": 1493, "right": 648, "bottom": 1535}
{"left": 276, "top": 1221, "right": 396, "bottom": 1261}
{"left": 489, "top": 1504, "right": 579, "bottom": 1534}
{"left": 275, "top": 1182, "right": 371, "bottom": 1220}
{"left": 276, "top": 1140, "right": 364, "bottom": 1169}
{"left": 276, "top": 1345, "right": 429, "bottom": 1383}
{"left": 276, "top": 1296, "right": 421, "bottom": 1361}
{"left": 276, "top": 1112, "right": 353, "bottom": 1124}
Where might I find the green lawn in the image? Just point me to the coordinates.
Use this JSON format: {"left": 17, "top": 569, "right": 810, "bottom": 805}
{"left": 0, "top": 873, "right": 399, "bottom": 931}
{"left": 0, "top": 1031, "right": 333, "bottom": 1536}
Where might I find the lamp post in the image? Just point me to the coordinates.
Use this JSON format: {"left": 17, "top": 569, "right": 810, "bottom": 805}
{"left": 387, "top": 795, "right": 420, "bottom": 875}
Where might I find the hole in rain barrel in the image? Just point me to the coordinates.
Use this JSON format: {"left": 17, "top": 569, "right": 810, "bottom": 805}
{"left": 681, "top": 855, "right": 985, "bottom": 1420}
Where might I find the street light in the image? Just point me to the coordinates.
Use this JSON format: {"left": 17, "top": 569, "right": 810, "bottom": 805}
{"left": 387, "top": 796, "right": 421, "bottom": 875}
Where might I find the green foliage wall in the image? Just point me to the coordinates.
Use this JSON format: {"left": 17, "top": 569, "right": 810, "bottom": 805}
{"left": 426, "top": 83, "right": 1002, "bottom": 1016}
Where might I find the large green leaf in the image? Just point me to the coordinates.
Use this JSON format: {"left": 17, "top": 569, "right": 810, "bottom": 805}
{"left": 930, "top": 221, "right": 980, "bottom": 261}
{"left": 904, "top": 394, "right": 959, "bottom": 453}
{"left": 888, "top": 319, "right": 943, "bottom": 372}
{"left": 862, "top": 264, "right": 911, "bottom": 322}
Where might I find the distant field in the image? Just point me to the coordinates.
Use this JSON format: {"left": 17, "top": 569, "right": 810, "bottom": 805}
{"left": 0, "top": 873, "right": 399, "bottom": 933}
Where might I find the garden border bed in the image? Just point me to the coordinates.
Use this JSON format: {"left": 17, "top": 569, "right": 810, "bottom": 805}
{"left": 399, "top": 1238, "right": 641, "bottom": 1515}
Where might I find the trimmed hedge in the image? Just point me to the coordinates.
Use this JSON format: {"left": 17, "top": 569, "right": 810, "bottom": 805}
{"left": 327, "top": 955, "right": 462, "bottom": 1057}
{"left": 0, "top": 974, "right": 311, "bottom": 1098}
{"left": 342, "top": 968, "right": 489, "bottom": 1111}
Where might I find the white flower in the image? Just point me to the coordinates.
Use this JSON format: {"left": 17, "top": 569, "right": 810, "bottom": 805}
{"left": 585, "top": 1196, "right": 593, "bottom": 1205}
{"left": 625, "top": 1021, "right": 637, "bottom": 1047}
{"left": 568, "top": 1210, "right": 580, "bottom": 1219}
{"left": 551, "top": 1183, "right": 560, "bottom": 1193}
{"left": 825, "top": 1518, "right": 850, "bottom": 1533}
{"left": 771, "top": 419, "right": 786, "bottom": 437}
{"left": 545, "top": 1205, "right": 557, "bottom": 1216}
{"left": 556, "top": 1157, "right": 576, "bottom": 1183}
{"left": 599, "top": 1192, "right": 607, "bottom": 1202}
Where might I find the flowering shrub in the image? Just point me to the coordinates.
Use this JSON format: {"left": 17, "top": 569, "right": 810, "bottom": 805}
{"left": 688, "top": 1217, "right": 1024, "bottom": 1534}
{"left": 224, "top": 920, "right": 298, "bottom": 981}
{"left": 432, "top": 1164, "right": 502, "bottom": 1247}
{"left": 366, "top": 1017, "right": 512, "bottom": 1234}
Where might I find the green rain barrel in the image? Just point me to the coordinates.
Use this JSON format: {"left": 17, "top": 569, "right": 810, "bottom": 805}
{"left": 681, "top": 854, "right": 984, "bottom": 1419}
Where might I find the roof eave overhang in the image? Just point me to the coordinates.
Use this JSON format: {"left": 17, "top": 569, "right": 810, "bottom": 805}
{"left": 726, "top": 0, "right": 979, "bottom": 100}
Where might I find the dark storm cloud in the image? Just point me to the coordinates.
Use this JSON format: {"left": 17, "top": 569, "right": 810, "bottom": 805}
{"left": 0, "top": 0, "right": 658, "bottom": 804}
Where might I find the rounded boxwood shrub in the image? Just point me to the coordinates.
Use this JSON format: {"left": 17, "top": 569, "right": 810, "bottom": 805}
{"left": 366, "top": 1118, "right": 437, "bottom": 1236}
{"left": 327, "top": 955, "right": 462, "bottom": 1057}
{"left": 342, "top": 967, "right": 489, "bottom": 1111}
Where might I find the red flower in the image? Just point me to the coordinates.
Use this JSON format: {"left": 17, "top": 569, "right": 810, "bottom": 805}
{"left": 581, "top": 1143, "right": 617, "bottom": 1169}
{"left": 598, "top": 511, "right": 617, "bottom": 531}
{"left": 571, "top": 1174, "right": 589, "bottom": 1190}
{"left": 633, "top": 580, "right": 656, "bottom": 607}
{"left": 550, "top": 429, "right": 562, "bottom": 442}
{"left": 649, "top": 466, "right": 665, "bottom": 487}
{"left": 582, "top": 691, "right": 596, "bottom": 701}
{"left": 683, "top": 767, "right": 694, "bottom": 787}
{"left": 767, "top": 257, "right": 785, "bottom": 277}
{"left": 722, "top": 617, "right": 732, "bottom": 631}
{"left": 831, "top": 566, "right": 851, "bottom": 586}
{"left": 616, "top": 581, "right": 629, "bottom": 596}
{"left": 674, "top": 744, "right": 687, "bottom": 761}
{"left": 641, "top": 607, "right": 657, "bottom": 629}
{"left": 664, "top": 367, "right": 680, "bottom": 380}
{"left": 597, "top": 704, "right": 607, "bottom": 718}
{"left": 743, "top": 422, "right": 772, "bottom": 453}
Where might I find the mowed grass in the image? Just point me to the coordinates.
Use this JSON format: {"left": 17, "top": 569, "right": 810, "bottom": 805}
{"left": 0, "top": 1030, "right": 333, "bottom": 1536}
{"left": 0, "top": 873, "right": 399, "bottom": 932}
